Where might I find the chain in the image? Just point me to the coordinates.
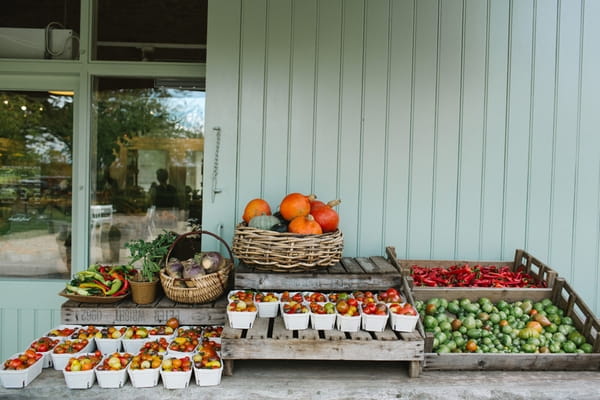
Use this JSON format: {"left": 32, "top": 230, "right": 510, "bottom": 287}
{"left": 211, "top": 126, "right": 222, "bottom": 203}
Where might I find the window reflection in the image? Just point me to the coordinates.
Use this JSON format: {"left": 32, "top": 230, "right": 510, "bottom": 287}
{"left": 91, "top": 78, "right": 204, "bottom": 265}
{"left": 0, "top": 91, "right": 73, "bottom": 278}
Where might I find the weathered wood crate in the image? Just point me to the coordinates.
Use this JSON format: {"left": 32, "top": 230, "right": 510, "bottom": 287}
{"left": 403, "top": 275, "right": 600, "bottom": 371}
{"left": 61, "top": 295, "right": 227, "bottom": 326}
{"left": 235, "top": 256, "right": 403, "bottom": 291}
{"left": 387, "top": 247, "right": 558, "bottom": 302}
{"left": 226, "top": 256, "right": 424, "bottom": 377}
{"left": 221, "top": 315, "right": 424, "bottom": 377}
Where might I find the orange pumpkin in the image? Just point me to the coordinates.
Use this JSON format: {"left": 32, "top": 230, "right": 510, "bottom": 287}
{"left": 288, "top": 214, "right": 323, "bottom": 235}
{"left": 242, "top": 198, "right": 271, "bottom": 223}
{"left": 310, "top": 199, "right": 340, "bottom": 233}
{"left": 279, "top": 193, "right": 315, "bottom": 221}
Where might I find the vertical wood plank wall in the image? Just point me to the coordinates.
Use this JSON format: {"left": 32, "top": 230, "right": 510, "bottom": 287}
{"left": 204, "top": 0, "right": 600, "bottom": 313}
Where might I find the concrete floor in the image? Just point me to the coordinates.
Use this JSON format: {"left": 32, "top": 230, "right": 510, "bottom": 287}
{"left": 1, "top": 359, "right": 599, "bottom": 400}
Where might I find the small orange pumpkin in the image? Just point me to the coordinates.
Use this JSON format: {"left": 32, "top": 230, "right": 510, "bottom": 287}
{"left": 242, "top": 198, "right": 271, "bottom": 223}
{"left": 288, "top": 214, "right": 323, "bottom": 235}
{"left": 310, "top": 199, "right": 341, "bottom": 233}
{"left": 279, "top": 193, "right": 315, "bottom": 221}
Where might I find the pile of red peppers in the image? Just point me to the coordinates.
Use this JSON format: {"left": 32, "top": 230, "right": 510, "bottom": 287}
{"left": 411, "top": 264, "right": 547, "bottom": 288}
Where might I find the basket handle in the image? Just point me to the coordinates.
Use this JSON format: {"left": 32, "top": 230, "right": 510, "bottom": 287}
{"left": 166, "top": 230, "right": 235, "bottom": 262}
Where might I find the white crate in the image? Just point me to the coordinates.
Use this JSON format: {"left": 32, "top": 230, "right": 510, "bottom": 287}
{"left": 194, "top": 363, "right": 223, "bottom": 386}
{"left": 255, "top": 292, "right": 280, "bottom": 318}
{"left": 389, "top": 312, "right": 419, "bottom": 332}
{"left": 63, "top": 368, "right": 95, "bottom": 389}
{"left": 121, "top": 337, "right": 151, "bottom": 354}
{"left": 310, "top": 312, "right": 337, "bottom": 330}
{"left": 51, "top": 340, "right": 95, "bottom": 371}
{"left": 336, "top": 312, "right": 361, "bottom": 332}
{"left": 160, "top": 369, "right": 192, "bottom": 389}
{"left": 0, "top": 353, "right": 44, "bottom": 388}
{"left": 95, "top": 354, "right": 130, "bottom": 388}
{"left": 226, "top": 310, "right": 258, "bottom": 329}
{"left": 282, "top": 311, "right": 310, "bottom": 330}
{"left": 27, "top": 336, "right": 64, "bottom": 368}
{"left": 361, "top": 312, "right": 389, "bottom": 332}
{"left": 128, "top": 364, "right": 161, "bottom": 388}
{"left": 95, "top": 338, "right": 122, "bottom": 355}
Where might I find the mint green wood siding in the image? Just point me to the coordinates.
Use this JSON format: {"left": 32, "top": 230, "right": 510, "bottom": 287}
{"left": 204, "top": 0, "right": 600, "bottom": 313}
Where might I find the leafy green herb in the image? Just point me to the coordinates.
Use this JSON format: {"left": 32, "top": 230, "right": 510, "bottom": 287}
{"left": 125, "top": 231, "right": 177, "bottom": 282}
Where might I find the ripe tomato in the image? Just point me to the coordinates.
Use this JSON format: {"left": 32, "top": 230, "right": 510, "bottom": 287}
{"left": 166, "top": 317, "right": 180, "bottom": 330}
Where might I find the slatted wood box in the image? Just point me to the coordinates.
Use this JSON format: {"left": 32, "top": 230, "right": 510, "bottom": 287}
{"left": 388, "top": 248, "right": 558, "bottom": 302}
{"left": 405, "top": 276, "right": 600, "bottom": 371}
{"left": 225, "top": 256, "right": 425, "bottom": 377}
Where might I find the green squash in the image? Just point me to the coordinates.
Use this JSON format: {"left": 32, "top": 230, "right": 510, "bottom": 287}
{"left": 248, "top": 214, "right": 280, "bottom": 230}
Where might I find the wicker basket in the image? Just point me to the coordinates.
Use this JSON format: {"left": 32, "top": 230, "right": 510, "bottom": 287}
{"left": 160, "top": 230, "right": 233, "bottom": 304}
{"left": 232, "top": 223, "right": 344, "bottom": 272}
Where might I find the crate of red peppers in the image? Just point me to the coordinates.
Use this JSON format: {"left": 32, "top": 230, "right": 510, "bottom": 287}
{"left": 387, "top": 248, "right": 558, "bottom": 303}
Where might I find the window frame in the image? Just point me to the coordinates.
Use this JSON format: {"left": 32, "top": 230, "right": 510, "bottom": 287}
{"left": 0, "top": 0, "right": 206, "bottom": 280}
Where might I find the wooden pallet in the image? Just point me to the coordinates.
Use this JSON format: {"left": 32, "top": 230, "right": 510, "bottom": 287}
{"left": 235, "top": 256, "right": 403, "bottom": 291}
{"left": 221, "top": 316, "right": 424, "bottom": 377}
{"left": 61, "top": 295, "right": 227, "bottom": 326}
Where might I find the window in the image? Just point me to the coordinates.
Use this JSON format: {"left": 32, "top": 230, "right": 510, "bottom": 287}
{"left": 0, "top": 90, "right": 74, "bottom": 278}
{"left": 90, "top": 77, "right": 204, "bottom": 265}
{"left": 0, "top": 1, "right": 80, "bottom": 60}
{"left": 94, "top": 0, "right": 207, "bottom": 62}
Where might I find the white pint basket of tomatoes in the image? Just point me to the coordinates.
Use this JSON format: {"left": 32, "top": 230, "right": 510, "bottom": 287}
{"left": 388, "top": 303, "right": 419, "bottom": 332}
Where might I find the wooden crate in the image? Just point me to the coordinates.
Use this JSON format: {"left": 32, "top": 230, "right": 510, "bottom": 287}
{"left": 61, "top": 295, "right": 227, "bottom": 326}
{"left": 404, "top": 276, "right": 600, "bottom": 371}
{"left": 386, "top": 247, "right": 558, "bottom": 302}
{"left": 221, "top": 315, "right": 424, "bottom": 377}
{"left": 235, "top": 256, "right": 403, "bottom": 291}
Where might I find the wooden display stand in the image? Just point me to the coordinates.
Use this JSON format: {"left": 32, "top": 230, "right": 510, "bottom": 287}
{"left": 222, "top": 256, "right": 425, "bottom": 378}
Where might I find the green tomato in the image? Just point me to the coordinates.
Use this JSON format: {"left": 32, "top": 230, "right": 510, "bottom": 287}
{"left": 501, "top": 324, "right": 513, "bottom": 335}
{"left": 562, "top": 340, "right": 577, "bottom": 353}
{"left": 568, "top": 331, "right": 586, "bottom": 347}
{"left": 489, "top": 313, "right": 501, "bottom": 324}
{"left": 462, "top": 316, "right": 477, "bottom": 330}
{"left": 562, "top": 316, "right": 574, "bottom": 326}
{"left": 435, "top": 332, "right": 448, "bottom": 345}
{"left": 533, "top": 302, "right": 545, "bottom": 312}
{"left": 496, "top": 300, "right": 509, "bottom": 311}
{"left": 467, "top": 328, "right": 482, "bottom": 339}
{"left": 541, "top": 298, "right": 553, "bottom": 307}
{"left": 423, "top": 315, "right": 438, "bottom": 330}
{"left": 447, "top": 301, "right": 460, "bottom": 315}
{"left": 549, "top": 342, "right": 562, "bottom": 353}
{"left": 437, "top": 345, "right": 451, "bottom": 353}
{"left": 558, "top": 324, "right": 574, "bottom": 336}
{"left": 553, "top": 332, "right": 567, "bottom": 343}
{"left": 580, "top": 343, "right": 593, "bottom": 353}
{"left": 521, "top": 343, "right": 537, "bottom": 353}
{"left": 519, "top": 301, "right": 533, "bottom": 314}
{"left": 439, "top": 321, "right": 452, "bottom": 332}
{"left": 481, "top": 302, "right": 494, "bottom": 313}
{"left": 545, "top": 323, "right": 558, "bottom": 334}
{"left": 544, "top": 305, "right": 559, "bottom": 316}
{"left": 512, "top": 306, "right": 524, "bottom": 318}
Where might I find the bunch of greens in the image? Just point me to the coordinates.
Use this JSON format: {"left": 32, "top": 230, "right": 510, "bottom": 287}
{"left": 125, "top": 231, "right": 177, "bottom": 282}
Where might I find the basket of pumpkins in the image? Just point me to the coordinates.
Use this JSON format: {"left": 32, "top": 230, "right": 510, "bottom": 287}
{"left": 159, "top": 230, "right": 233, "bottom": 303}
{"left": 232, "top": 193, "right": 344, "bottom": 272}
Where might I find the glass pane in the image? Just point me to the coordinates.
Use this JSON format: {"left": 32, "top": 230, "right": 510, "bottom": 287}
{"left": 94, "top": 0, "right": 207, "bottom": 62}
{"left": 91, "top": 77, "right": 204, "bottom": 266}
{"left": 0, "top": 1, "right": 80, "bottom": 60}
{"left": 0, "top": 90, "right": 73, "bottom": 278}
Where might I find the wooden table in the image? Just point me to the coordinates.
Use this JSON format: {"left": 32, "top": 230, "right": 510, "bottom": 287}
{"left": 61, "top": 294, "right": 227, "bottom": 326}
{"left": 223, "top": 256, "right": 425, "bottom": 377}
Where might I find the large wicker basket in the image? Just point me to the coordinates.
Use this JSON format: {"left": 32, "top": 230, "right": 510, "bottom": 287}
{"left": 160, "top": 230, "right": 233, "bottom": 304}
{"left": 232, "top": 223, "right": 344, "bottom": 272}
